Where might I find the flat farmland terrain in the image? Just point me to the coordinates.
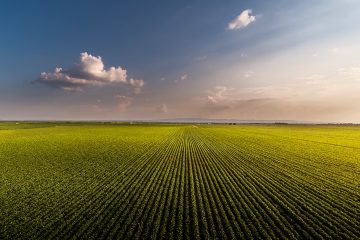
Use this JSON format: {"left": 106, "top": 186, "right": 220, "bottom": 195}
{"left": 1, "top": 123, "right": 359, "bottom": 239}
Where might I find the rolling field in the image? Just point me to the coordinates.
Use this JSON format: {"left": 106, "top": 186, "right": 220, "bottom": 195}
{"left": 0, "top": 123, "right": 359, "bottom": 239}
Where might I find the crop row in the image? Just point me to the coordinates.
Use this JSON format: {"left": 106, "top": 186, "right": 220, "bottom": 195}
{"left": 1, "top": 124, "right": 359, "bottom": 239}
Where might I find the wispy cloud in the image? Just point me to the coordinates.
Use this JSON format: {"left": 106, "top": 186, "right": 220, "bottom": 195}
{"left": 331, "top": 47, "right": 339, "bottom": 53}
{"left": 37, "top": 52, "right": 144, "bottom": 92}
{"left": 296, "top": 74, "right": 325, "bottom": 84}
{"left": 206, "top": 86, "right": 228, "bottom": 105}
{"left": 198, "top": 76, "right": 360, "bottom": 120}
{"left": 157, "top": 103, "right": 168, "bottom": 113}
{"left": 243, "top": 71, "right": 254, "bottom": 78}
{"left": 336, "top": 66, "right": 360, "bottom": 83}
{"left": 174, "top": 74, "right": 188, "bottom": 83}
{"left": 129, "top": 78, "right": 145, "bottom": 94}
{"left": 114, "top": 95, "right": 133, "bottom": 112}
{"left": 194, "top": 56, "right": 207, "bottom": 61}
{"left": 206, "top": 95, "right": 218, "bottom": 104}
{"left": 228, "top": 9, "right": 256, "bottom": 30}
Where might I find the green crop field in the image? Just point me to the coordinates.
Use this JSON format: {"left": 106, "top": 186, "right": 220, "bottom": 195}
{"left": 1, "top": 122, "right": 359, "bottom": 239}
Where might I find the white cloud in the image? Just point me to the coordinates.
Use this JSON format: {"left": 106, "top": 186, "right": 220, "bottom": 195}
{"left": 37, "top": 52, "right": 144, "bottom": 92}
{"left": 198, "top": 80, "right": 360, "bottom": 120}
{"left": 297, "top": 74, "right": 325, "bottom": 84}
{"left": 181, "top": 74, "right": 188, "bottom": 81}
{"left": 206, "top": 96, "right": 218, "bottom": 104}
{"left": 312, "top": 52, "right": 319, "bottom": 57}
{"left": 70, "top": 52, "right": 127, "bottom": 83}
{"left": 228, "top": 9, "right": 256, "bottom": 30}
{"left": 129, "top": 78, "right": 145, "bottom": 94}
{"left": 174, "top": 74, "right": 188, "bottom": 83}
{"left": 206, "top": 86, "right": 228, "bottom": 104}
{"left": 157, "top": 103, "right": 168, "bottom": 113}
{"left": 129, "top": 78, "right": 144, "bottom": 88}
{"left": 337, "top": 66, "right": 360, "bottom": 80}
{"left": 331, "top": 47, "right": 339, "bottom": 53}
{"left": 243, "top": 71, "right": 254, "bottom": 78}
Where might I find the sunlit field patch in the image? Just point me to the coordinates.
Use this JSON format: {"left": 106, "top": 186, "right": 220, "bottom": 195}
{"left": 1, "top": 123, "right": 359, "bottom": 239}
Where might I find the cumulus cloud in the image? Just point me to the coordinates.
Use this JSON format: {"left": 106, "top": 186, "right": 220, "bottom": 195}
{"left": 37, "top": 52, "right": 144, "bottom": 92}
{"left": 228, "top": 9, "right": 256, "bottom": 30}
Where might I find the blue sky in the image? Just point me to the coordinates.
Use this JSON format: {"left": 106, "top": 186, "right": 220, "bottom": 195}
{"left": 1, "top": 0, "right": 360, "bottom": 121}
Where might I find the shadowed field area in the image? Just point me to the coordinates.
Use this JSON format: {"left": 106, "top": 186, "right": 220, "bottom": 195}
{"left": 1, "top": 123, "right": 359, "bottom": 239}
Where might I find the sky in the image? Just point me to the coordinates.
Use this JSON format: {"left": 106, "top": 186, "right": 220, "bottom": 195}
{"left": 1, "top": 0, "right": 360, "bottom": 122}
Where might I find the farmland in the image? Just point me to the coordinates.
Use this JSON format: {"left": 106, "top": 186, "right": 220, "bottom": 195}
{"left": 0, "top": 123, "right": 359, "bottom": 239}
